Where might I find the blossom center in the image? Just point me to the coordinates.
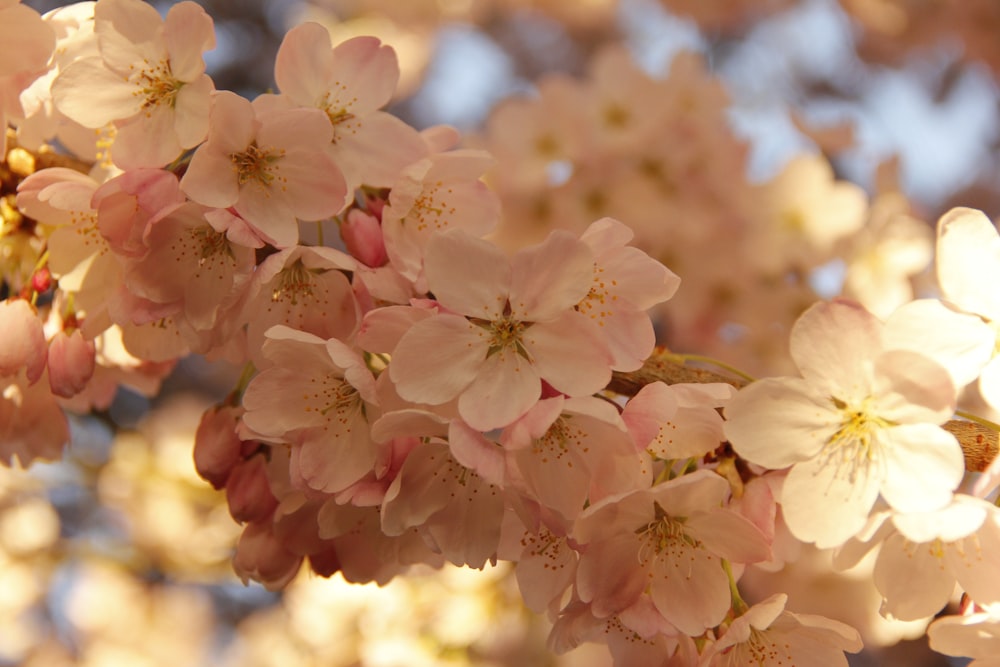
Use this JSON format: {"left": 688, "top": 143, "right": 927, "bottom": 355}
{"left": 636, "top": 503, "right": 699, "bottom": 569}
{"left": 486, "top": 315, "right": 529, "bottom": 358}
{"left": 131, "top": 59, "right": 183, "bottom": 111}
{"left": 820, "top": 397, "right": 891, "bottom": 480}
{"left": 191, "top": 226, "right": 232, "bottom": 267}
{"left": 230, "top": 142, "right": 286, "bottom": 188}
{"left": 271, "top": 260, "right": 315, "bottom": 305}
{"left": 534, "top": 416, "right": 587, "bottom": 465}
{"left": 303, "top": 374, "right": 362, "bottom": 426}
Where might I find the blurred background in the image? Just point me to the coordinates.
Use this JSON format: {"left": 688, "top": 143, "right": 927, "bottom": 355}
{"left": 8, "top": 0, "right": 999, "bottom": 664}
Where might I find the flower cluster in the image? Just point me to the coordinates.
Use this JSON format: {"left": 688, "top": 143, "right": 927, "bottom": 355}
{"left": 3, "top": 0, "right": 1000, "bottom": 665}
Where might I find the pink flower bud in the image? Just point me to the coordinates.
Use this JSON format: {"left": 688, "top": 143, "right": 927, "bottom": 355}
{"left": 232, "top": 518, "right": 302, "bottom": 590}
{"left": 31, "top": 266, "right": 52, "bottom": 293}
{"left": 193, "top": 405, "right": 243, "bottom": 489}
{"left": 47, "top": 329, "right": 96, "bottom": 398}
{"left": 340, "top": 208, "right": 388, "bottom": 267}
{"left": 0, "top": 299, "right": 47, "bottom": 384}
{"left": 226, "top": 455, "right": 278, "bottom": 523}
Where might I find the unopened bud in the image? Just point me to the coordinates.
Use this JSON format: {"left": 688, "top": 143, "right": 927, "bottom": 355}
{"left": 341, "top": 208, "right": 387, "bottom": 267}
{"left": 47, "top": 329, "right": 96, "bottom": 398}
{"left": 226, "top": 454, "right": 278, "bottom": 523}
{"left": 193, "top": 405, "right": 243, "bottom": 489}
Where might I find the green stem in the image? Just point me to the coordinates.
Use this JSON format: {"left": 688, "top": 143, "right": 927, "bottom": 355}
{"left": 722, "top": 559, "right": 749, "bottom": 615}
{"left": 668, "top": 353, "right": 756, "bottom": 384}
{"left": 955, "top": 409, "right": 1000, "bottom": 433}
{"left": 316, "top": 220, "right": 325, "bottom": 247}
{"left": 229, "top": 361, "right": 257, "bottom": 404}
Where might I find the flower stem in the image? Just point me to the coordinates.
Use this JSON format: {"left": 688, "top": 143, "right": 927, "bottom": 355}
{"left": 722, "top": 559, "right": 749, "bottom": 615}
{"left": 956, "top": 409, "right": 1000, "bottom": 433}
{"left": 667, "top": 353, "right": 756, "bottom": 384}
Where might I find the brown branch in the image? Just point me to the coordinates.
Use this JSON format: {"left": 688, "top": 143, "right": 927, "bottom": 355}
{"left": 944, "top": 420, "right": 999, "bottom": 472}
{"left": 607, "top": 348, "right": 748, "bottom": 396}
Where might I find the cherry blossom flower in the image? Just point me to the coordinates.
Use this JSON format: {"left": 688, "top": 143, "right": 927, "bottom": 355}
{"left": 240, "top": 325, "right": 379, "bottom": 495}
{"left": 869, "top": 496, "right": 1000, "bottom": 619}
{"left": 387, "top": 228, "right": 613, "bottom": 431}
{"left": 0, "top": 0, "right": 55, "bottom": 153}
{"left": 622, "top": 380, "right": 735, "bottom": 460}
{"left": 929, "top": 610, "right": 1000, "bottom": 667}
{"left": 0, "top": 372, "right": 69, "bottom": 466}
{"left": 497, "top": 394, "right": 648, "bottom": 523}
{"left": 15, "top": 2, "right": 99, "bottom": 159}
{"left": 272, "top": 23, "right": 427, "bottom": 193}
{"left": 573, "top": 469, "right": 771, "bottom": 636}
{"left": 380, "top": 149, "right": 499, "bottom": 286}
{"left": 934, "top": 207, "right": 1000, "bottom": 410}
{"left": 238, "top": 244, "right": 359, "bottom": 363}
{"left": 51, "top": 0, "right": 216, "bottom": 168}
{"left": 749, "top": 154, "right": 867, "bottom": 274}
{"left": 121, "top": 201, "right": 256, "bottom": 333}
{"left": 380, "top": 440, "right": 504, "bottom": 569}
{"left": 699, "top": 593, "right": 862, "bottom": 667}
{"left": 180, "top": 90, "right": 347, "bottom": 249}
{"left": 16, "top": 167, "right": 117, "bottom": 337}
{"left": 577, "top": 217, "right": 680, "bottom": 371}
{"left": 842, "top": 192, "right": 933, "bottom": 319}
{"left": 0, "top": 298, "right": 47, "bottom": 384}
{"left": 549, "top": 600, "right": 692, "bottom": 667}
{"left": 724, "top": 299, "right": 963, "bottom": 548}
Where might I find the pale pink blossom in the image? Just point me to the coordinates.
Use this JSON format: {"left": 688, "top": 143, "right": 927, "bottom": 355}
{"left": 273, "top": 23, "right": 427, "bottom": 192}
{"left": 316, "top": 501, "right": 444, "bottom": 585}
{"left": 0, "top": 0, "right": 55, "bottom": 153}
{"left": 842, "top": 192, "right": 933, "bottom": 319}
{"left": 46, "top": 328, "right": 95, "bottom": 398}
{"left": 499, "top": 517, "right": 578, "bottom": 614}
{"left": 380, "top": 150, "right": 500, "bottom": 286}
{"left": 387, "top": 228, "right": 613, "bottom": 431}
{"left": 238, "top": 245, "right": 359, "bottom": 364}
{"left": 16, "top": 168, "right": 116, "bottom": 337}
{"left": 623, "top": 381, "right": 735, "bottom": 460}
{"left": 724, "top": 299, "right": 963, "bottom": 548}
{"left": 15, "top": 2, "right": 98, "bottom": 158}
{"left": 929, "top": 610, "right": 1000, "bottom": 667}
{"left": 122, "top": 202, "right": 256, "bottom": 332}
{"left": 699, "top": 593, "right": 862, "bottom": 667}
{"left": 180, "top": 90, "right": 347, "bottom": 248}
{"left": 871, "top": 496, "right": 1000, "bottom": 619}
{"left": 577, "top": 217, "right": 680, "bottom": 371}
{"left": 573, "top": 470, "right": 771, "bottom": 636}
{"left": 935, "top": 207, "right": 1000, "bottom": 410}
{"left": 497, "top": 395, "right": 648, "bottom": 522}
{"left": 240, "top": 325, "right": 379, "bottom": 495}
{"left": 380, "top": 440, "right": 504, "bottom": 569}
{"left": 549, "top": 600, "right": 690, "bottom": 667}
{"left": 748, "top": 154, "right": 868, "bottom": 274}
{"left": 0, "top": 373, "right": 69, "bottom": 466}
{"left": 0, "top": 298, "right": 47, "bottom": 384}
{"left": 51, "top": 0, "right": 215, "bottom": 168}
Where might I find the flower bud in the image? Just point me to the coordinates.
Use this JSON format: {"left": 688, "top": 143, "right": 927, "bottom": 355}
{"left": 232, "top": 518, "right": 302, "bottom": 590}
{"left": 340, "top": 208, "right": 387, "bottom": 267}
{"left": 31, "top": 266, "right": 52, "bottom": 293}
{"left": 226, "top": 455, "right": 278, "bottom": 523}
{"left": 0, "top": 299, "right": 47, "bottom": 383}
{"left": 193, "top": 405, "right": 243, "bottom": 489}
{"left": 47, "top": 329, "right": 96, "bottom": 398}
